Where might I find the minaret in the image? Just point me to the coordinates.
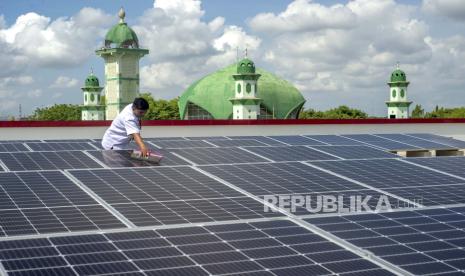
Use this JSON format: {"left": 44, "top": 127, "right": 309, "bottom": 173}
{"left": 96, "top": 7, "right": 149, "bottom": 120}
{"left": 230, "top": 51, "right": 262, "bottom": 119}
{"left": 81, "top": 70, "right": 105, "bottom": 120}
{"left": 386, "top": 64, "right": 412, "bottom": 119}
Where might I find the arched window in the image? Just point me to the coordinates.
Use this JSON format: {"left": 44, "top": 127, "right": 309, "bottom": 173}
{"left": 246, "top": 83, "right": 251, "bottom": 93}
{"left": 237, "top": 83, "right": 241, "bottom": 93}
{"left": 84, "top": 94, "right": 87, "bottom": 103}
{"left": 90, "top": 94, "right": 95, "bottom": 102}
{"left": 392, "top": 89, "right": 396, "bottom": 98}
{"left": 400, "top": 89, "right": 405, "bottom": 98}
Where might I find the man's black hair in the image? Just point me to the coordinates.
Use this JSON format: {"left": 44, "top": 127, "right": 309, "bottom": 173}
{"left": 133, "top": 97, "right": 149, "bottom": 110}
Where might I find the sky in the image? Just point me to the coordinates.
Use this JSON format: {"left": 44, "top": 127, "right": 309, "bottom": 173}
{"left": 0, "top": 0, "right": 465, "bottom": 118}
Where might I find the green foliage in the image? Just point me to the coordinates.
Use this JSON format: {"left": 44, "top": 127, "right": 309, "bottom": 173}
{"left": 140, "top": 93, "right": 180, "bottom": 120}
{"left": 29, "top": 104, "right": 81, "bottom": 121}
{"left": 411, "top": 104, "right": 425, "bottom": 118}
{"left": 299, "top": 105, "right": 368, "bottom": 119}
{"left": 425, "top": 107, "right": 465, "bottom": 118}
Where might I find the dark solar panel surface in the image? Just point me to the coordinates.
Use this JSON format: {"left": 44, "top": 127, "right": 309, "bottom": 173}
{"left": 341, "top": 134, "right": 421, "bottom": 150}
{"left": 407, "top": 133, "right": 465, "bottom": 148}
{"left": 310, "top": 145, "right": 398, "bottom": 160}
{"left": 43, "top": 139, "right": 94, "bottom": 142}
{"left": 87, "top": 150, "right": 190, "bottom": 167}
{"left": 148, "top": 140, "right": 213, "bottom": 149}
{"left": 26, "top": 142, "right": 96, "bottom": 151}
{"left": 207, "top": 139, "right": 268, "bottom": 147}
{"left": 304, "top": 135, "right": 364, "bottom": 145}
{"left": 244, "top": 146, "right": 337, "bottom": 161}
{"left": 170, "top": 147, "right": 269, "bottom": 165}
{"left": 0, "top": 143, "right": 29, "bottom": 153}
{"left": 374, "top": 134, "right": 454, "bottom": 149}
{"left": 0, "top": 151, "right": 103, "bottom": 171}
{"left": 266, "top": 135, "right": 327, "bottom": 145}
{"left": 227, "top": 136, "right": 287, "bottom": 145}
{"left": 407, "top": 157, "right": 465, "bottom": 179}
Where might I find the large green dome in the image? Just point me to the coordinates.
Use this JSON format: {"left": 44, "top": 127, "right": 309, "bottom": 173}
{"left": 179, "top": 64, "right": 306, "bottom": 119}
{"left": 84, "top": 74, "right": 100, "bottom": 87}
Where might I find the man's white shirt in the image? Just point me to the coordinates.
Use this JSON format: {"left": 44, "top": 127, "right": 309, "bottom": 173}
{"left": 102, "top": 104, "right": 140, "bottom": 150}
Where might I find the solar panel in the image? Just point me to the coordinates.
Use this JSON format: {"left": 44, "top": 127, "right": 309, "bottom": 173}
{"left": 341, "top": 134, "right": 421, "bottom": 150}
{"left": 0, "top": 170, "right": 126, "bottom": 236}
{"left": 207, "top": 139, "right": 268, "bottom": 147}
{"left": 148, "top": 140, "right": 214, "bottom": 149}
{"left": 0, "top": 140, "right": 42, "bottom": 143}
{"left": 170, "top": 147, "right": 269, "bottom": 165}
{"left": 304, "top": 135, "right": 365, "bottom": 145}
{"left": 311, "top": 158, "right": 465, "bottom": 189}
{"left": 266, "top": 135, "right": 327, "bottom": 146}
{"left": 86, "top": 150, "right": 190, "bottom": 167}
{"left": 0, "top": 220, "right": 394, "bottom": 276}
{"left": 374, "top": 134, "right": 454, "bottom": 149}
{"left": 69, "top": 166, "right": 282, "bottom": 226}
{"left": 145, "top": 137, "right": 187, "bottom": 141}
{"left": 26, "top": 142, "right": 97, "bottom": 151}
{"left": 185, "top": 136, "right": 229, "bottom": 140}
{"left": 0, "top": 151, "right": 103, "bottom": 171}
{"left": 407, "top": 156, "right": 465, "bottom": 179}
{"left": 305, "top": 207, "right": 465, "bottom": 275}
{"left": 310, "top": 145, "right": 399, "bottom": 160}
{"left": 227, "top": 136, "right": 287, "bottom": 145}
{"left": 244, "top": 146, "right": 337, "bottom": 161}
{"left": 89, "top": 142, "right": 103, "bottom": 149}
{"left": 407, "top": 133, "right": 465, "bottom": 148}
{"left": 0, "top": 143, "right": 29, "bottom": 153}
{"left": 200, "top": 162, "right": 369, "bottom": 196}
{"left": 383, "top": 184, "right": 465, "bottom": 206}
{"left": 42, "top": 139, "right": 94, "bottom": 142}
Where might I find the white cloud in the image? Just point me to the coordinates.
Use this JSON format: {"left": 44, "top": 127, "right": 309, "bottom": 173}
{"left": 0, "top": 8, "right": 112, "bottom": 68}
{"left": 249, "top": 0, "right": 357, "bottom": 34}
{"left": 422, "top": 0, "right": 465, "bottom": 21}
{"left": 50, "top": 76, "right": 79, "bottom": 88}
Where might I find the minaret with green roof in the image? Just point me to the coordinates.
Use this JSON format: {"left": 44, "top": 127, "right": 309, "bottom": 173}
{"left": 230, "top": 53, "right": 262, "bottom": 119}
{"left": 386, "top": 64, "right": 412, "bottom": 119}
{"left": 96, "top": 7, "right": 149, "bottom": 120}
{"left": 81, "top": 70, "right": 105, "bottom": 120}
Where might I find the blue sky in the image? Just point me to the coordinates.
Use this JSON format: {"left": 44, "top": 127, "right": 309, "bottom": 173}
{"left": 0, "top": 0, "right": 464, "bottom": 118}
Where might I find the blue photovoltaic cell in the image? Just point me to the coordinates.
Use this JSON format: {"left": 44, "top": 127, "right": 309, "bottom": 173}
{"left": 310, "top": 145, "right": 398, "bottom": 160}
{"left": 341, "top": 134, "right": 421, "bottom": 150}
{"left": 407, "top": 157, "right": 465, "bottom": 179}
{"left": 244, "top": 146, "right": 337, "bottom": 161}
{"left": 170, "top": 147, "right": 269, "bottom": 165}
{"left": 0, "top": 171, "right": 125, "bottom": 236}
{"left": 407, "top": 133, "right": 465, "bottom": 148}
{"left": 304, "top": 135, "right": 364, "bottom": 145}
{"left": 227, "top": 136, "right": 287, "bottom": 146}
{"left": 0, "top": 143, "right": 29, "bottom": 153}
{"left": 69, "top": 166, "right": 281, "bottom": 226}
{"left": 0, "top": 151, "right": 103, "bottom": 171}
{"left": 145, "top": 137, "right": 187, "bottom": 141}
{"left": 0, "top": 220, "right": 394, "bottom": 276}
{"left": 374, "top": 134, "right": 454, "bottom": 149}
{"left": 383, "top": 184, "right": 465, "bottom": 206}
{"left": 87, "top": 149, "right": 190, "bottom": 167}
{"left": 207, "top": 139, "right": 268, "bottom": 147}
{"left": 26, "top": 142, "right": 96, "bottom": 151}
{"left": 305, "top": 206, "right": 465, "bottom": 275}
{"left": 42, "top": 139, "right": 94, "bottom": 142}
{"left": 185, "top": 136, "right": 229, "bottom": 140}
{"left": 266, "top": 135, "right": 327, "bottom": 146}
{"left": 311, "top": 159, "right": 463, "bottom": 189}
{"left": 148, "top": 140, "right": 213, "bottom": 149}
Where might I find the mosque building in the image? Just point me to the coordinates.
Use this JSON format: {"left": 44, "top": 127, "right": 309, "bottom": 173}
{"left": 81, "top": 8, "right": 412, "bottom": 121}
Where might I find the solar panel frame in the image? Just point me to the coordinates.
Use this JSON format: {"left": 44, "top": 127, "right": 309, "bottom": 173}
{"left": 147, "top": 140, "right": 215, "bottom": 149}
{"left": 0, "top": 170, "right": 127, "bottom": 237}
{"left": 169, "top": 147, "right": 270, "bottom": 165}
{"left": 266, "top": 135, "right": 328, "bottom": 146}
{"left": 227, "top": 136, "right": 288, "bottom": 146}
{"left": 304, "top": 135, "right": 365, "bottom": 145}
{"left": 185, "top": 136, "right": 230, "bottom": 140}
{"left": 243, "top": 145, "right": 339, "bottom": 162}
{"left": 0, "top": 143, "right": 30, "bottom": 153}
{"left": 0, "top": 219, "right": 395, "bottom": 276}
{"left": 86, "top": 149, "right": 191, "bottom": 167}
{"left": 341, "top": 134, "right": 422, "bottom": 150}
{"left": 374, "top": 134, "right": 455, "bottom": 149}
{"left": 310, "top": 145, "right": 399, "bottom": 160}
{"left": 406, "top": 133, "right": 465, "bottom": 148}
{"left": 26, "top": 142, "right": 97, "bottom": 152}
{"left": 406, "top": 156, "right": 465, "bottom": 180}
{"left": 207, "top": 139, "right": 269, "bottom": 147}
{"left": 0, "top": 151, "right": 104, "bottom": 171}
{"left": 305, "top": 206, "right": 465, "bottom": 275}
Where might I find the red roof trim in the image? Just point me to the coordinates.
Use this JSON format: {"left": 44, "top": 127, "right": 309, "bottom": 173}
{"left": 1, "top": 118, "right": 465, "bottom": 128}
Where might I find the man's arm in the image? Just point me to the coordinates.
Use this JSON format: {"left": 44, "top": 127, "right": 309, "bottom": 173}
{"left": 132, "top": 133, "right": 149, "bottom": 156}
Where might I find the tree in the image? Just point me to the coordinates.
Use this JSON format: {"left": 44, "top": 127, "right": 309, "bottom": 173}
{"left": 299, "top": 105, "right": 368, "bottom": 119}
{"left": 29, "top": 104, "right": 81, "bottom": 121}
{"left": 426, "top": 106, "right": 465, "bottom": 118}
{"left": 411, "top": 104, "right": 424, "bottom": 118}
{"left": 140, "top": 93, "right": 180, "bottom": 120}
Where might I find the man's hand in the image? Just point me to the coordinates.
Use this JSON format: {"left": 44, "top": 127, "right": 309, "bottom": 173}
{"left": 140, "top": 144, "right": 150, "bottom": 157}
{"left": 132, "top": 133, "right": 149, "bottom": 157}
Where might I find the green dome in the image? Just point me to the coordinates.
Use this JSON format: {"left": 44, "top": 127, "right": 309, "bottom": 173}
{"left": 390, "top": 69, "right": 407, "bottom": 82}
{"left": 105, "top": 23, "right": 139, "bottom": 48}
{"left": 85, "top": 74, "right": 99, "bottom": 87}
{"left": 237, "top": 58, "right": 256, "bottom": 74}
{"left": 179, "top": 63, "right": 306, "bottom": 119}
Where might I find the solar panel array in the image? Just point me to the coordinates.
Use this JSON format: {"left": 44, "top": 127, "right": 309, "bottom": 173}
{"left": 0, "top": 133, "right": 464, "bottom": 275}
